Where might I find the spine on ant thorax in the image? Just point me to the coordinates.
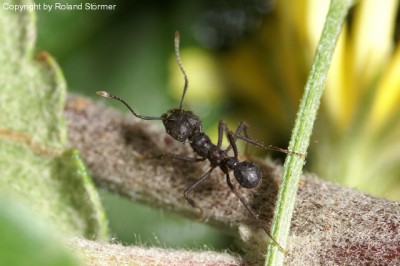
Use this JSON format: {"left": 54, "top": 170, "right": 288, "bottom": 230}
{"left": 189, "top": 132, "right": 226, "bottom": 166}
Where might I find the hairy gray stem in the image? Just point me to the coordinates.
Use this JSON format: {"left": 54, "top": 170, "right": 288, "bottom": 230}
{"left": 66, "top": 237, "right": 242, "bottom": 266}
{"left": 65, "top": 95, "right": 400, "bottom": 265}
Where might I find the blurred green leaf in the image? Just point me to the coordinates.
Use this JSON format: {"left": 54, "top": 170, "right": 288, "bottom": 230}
{"left": 0, "top": 0, "right": 108, "bottom": 242}
{"left": 0, "top": 192, "right": 79, "bottom": 266}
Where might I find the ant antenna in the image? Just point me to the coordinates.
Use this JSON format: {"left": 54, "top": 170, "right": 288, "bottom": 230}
{"left": 96, "top": 91, "right": 163, "bottom": 121}
{"left": 175, "top": 31, "right": 189, "bottom": 110}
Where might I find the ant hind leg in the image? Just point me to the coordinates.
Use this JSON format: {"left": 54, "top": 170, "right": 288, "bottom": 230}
{"left": 231, "top": 122, "right": 305, "bottom": 157}
{"left": 225, "top": 174, "right": 287, "bottom": 253}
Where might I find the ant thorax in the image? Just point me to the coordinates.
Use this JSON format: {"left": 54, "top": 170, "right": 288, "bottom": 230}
{"left": 189, "top": 132, "right": 216, "bottom": 159}
{"left": 162, "top": 109, "right": 202, "bottom": 142}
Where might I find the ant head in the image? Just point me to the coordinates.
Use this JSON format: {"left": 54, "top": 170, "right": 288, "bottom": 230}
{"left": 233, "top": 161, "right": 261, "bottom": 189}
{"left": 162, "top": 109, "right": 201, "bottom": 142}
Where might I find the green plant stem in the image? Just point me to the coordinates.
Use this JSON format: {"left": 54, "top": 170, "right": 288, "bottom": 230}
{"left": 264, "top": 0, "right": 357, "bottom": 265}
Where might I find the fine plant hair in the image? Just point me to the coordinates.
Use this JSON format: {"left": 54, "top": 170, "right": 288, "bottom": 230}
{"left": 65, "top": 95, "right": 400, "bottom": 265}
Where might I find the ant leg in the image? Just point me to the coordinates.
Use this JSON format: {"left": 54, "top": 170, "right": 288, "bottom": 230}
{"left": 216, "top": 120, "right": 227, "bottom": 149}
{"left": 232, "top": 121, "right": 248, "bottom": 141}
{"left": 228, "top": 122, "right": 305, "bottom": 157}
{"left": 218, "top": 120, "right": 250, "bottom": 155}
{"left": 234, "top": 133, "right": 305, "bottom": 157}
{"left": 224, "top": 121, "right": 247, "bottom": 153}
{"left": 183, "top": 167, "right": 216, "bottom": 218}
{"left": 227, "top": 131, "right": 239, "bottom": 158}
{"left": 160, "top": 153, "right": 205, "bottom": 162}
{"left": 225, "top": 174, "right": 287, "bottom": 253}
{"left": 217, "top": 120, "right": 236, "bottom": 149}
{"left": 217, "top": 120, "right": 245, "bottom": 151}
{"left": 239, "top": 122, "right": 251, "bottom": 156}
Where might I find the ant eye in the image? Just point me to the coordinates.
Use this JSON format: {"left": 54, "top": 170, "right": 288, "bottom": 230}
{"left": 233, "top": 161, "right": 261, "bottom": 189}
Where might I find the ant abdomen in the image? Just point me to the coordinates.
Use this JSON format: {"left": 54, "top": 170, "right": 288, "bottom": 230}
{"left": 233, "top": 161, "right": 262, "bottom": 189}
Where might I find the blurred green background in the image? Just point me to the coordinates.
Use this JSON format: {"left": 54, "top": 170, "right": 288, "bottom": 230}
{"left": 35, "top": 0, "right": 272, "bottom": 250}
{"left": 33, "top": 0, "right": 400, "bottom": 252}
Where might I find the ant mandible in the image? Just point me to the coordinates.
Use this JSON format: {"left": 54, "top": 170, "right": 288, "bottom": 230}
{"left": 97, "top": 31, "right": 303, "bottom": 252}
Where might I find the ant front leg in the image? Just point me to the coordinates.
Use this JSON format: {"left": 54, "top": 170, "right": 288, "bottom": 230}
{"left": 145, "top": 153, "right": 205, "bottom": 162}
{"left": 160, "top": 153, "right": 205, "bottom": 162}
{"left": 225, "top": 174, "right": 287, "bottom": 253}
{"left": 183, "top": 167, "right": 216, "bottom": 219}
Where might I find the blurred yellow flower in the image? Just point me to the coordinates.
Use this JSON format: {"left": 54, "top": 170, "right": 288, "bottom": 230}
{"left": 167, "top": 0, "right": 400, "bottom": 200}
{"left": 168, "top": 48, "right": 223, "bottom": 114}
{"left": 167, "top": 47, "right": 228, "bottom": 143}
{"left": 220, "top": 0, "right": 400, "bottom": 199}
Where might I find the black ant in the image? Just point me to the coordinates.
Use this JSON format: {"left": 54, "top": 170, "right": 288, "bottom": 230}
{"left": 97, "top": 31, "right": 303, "bottom": 253}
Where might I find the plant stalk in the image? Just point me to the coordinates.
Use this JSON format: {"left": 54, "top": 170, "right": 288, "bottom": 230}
{"left": 264, "top": 0, "right": 357, "bottom": 265}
